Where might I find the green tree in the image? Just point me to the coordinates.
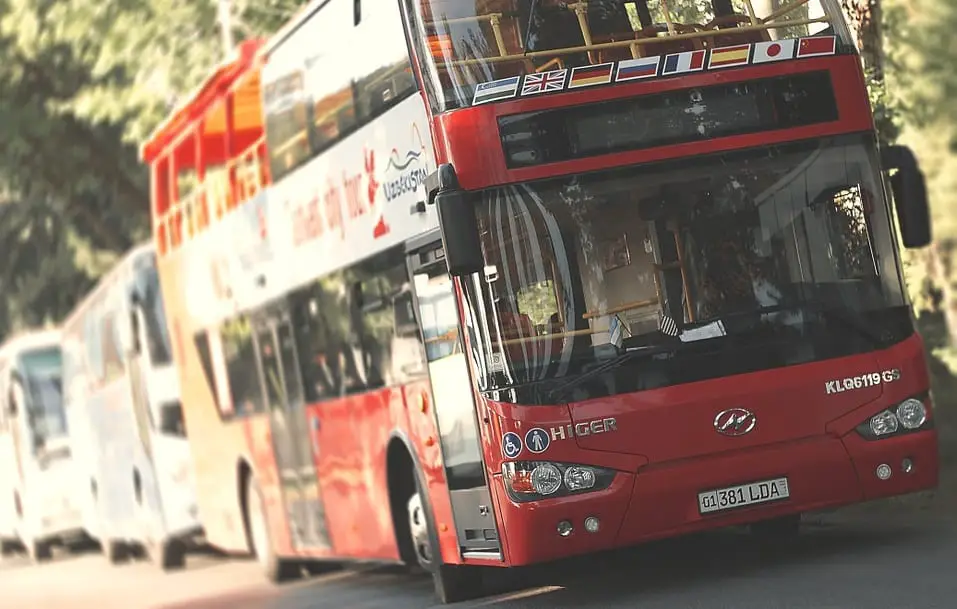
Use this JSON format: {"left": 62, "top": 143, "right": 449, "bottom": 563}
{"left": 883, "top": 0, "right": 957, "bottom": 342}
{"left": 0, "top": 0, "right": 309, "bottom": 338}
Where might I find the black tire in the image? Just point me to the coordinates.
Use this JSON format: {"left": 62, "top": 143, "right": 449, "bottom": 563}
{"left": 27, "top": 538, "right": 53, "bottom": 563}
{"left": 302, "top": 560, "right": 340, "bottom": 576}
{"left": 750, "top": 513, "right": 801, "bottom": 539}
{"left": 245, "top": 475, "right": 300, "bottom": 583}
{"left": 150, "top": 537, "right": 187, "bottom": 571}
{"left": 104, "top": 539, "right": 130, "bottom": 565}
{"left": 408, "top": 470, "right": 485, "bottom": 604}
{"left": 0, "top": 539, "right": 17, "bottom": 557}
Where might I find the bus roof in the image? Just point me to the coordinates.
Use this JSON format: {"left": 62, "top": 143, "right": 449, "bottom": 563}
{"left": 0, "top": 328, "right": 62, "bottom": 360}
{"left": 140, "top": 38, "right": 264, "bottom": 165}
{"left": 60, "top": 242, "right": 155, "bottom": 332}
{"left": 260, "top": 0, "right": 325, "bottom": 59}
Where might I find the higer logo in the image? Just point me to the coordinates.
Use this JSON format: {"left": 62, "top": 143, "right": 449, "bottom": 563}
{"left": 713, "top": 408, "right": 757, "bottom": 437}
{"left": 548, "top": 418, "right": 618, "bottom": 441}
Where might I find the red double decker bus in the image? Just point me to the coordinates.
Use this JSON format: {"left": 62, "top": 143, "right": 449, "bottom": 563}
{"left": 143, "top": 0, "right": 935, "bottom": 603}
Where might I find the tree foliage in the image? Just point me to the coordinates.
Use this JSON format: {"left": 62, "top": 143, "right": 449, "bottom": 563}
{"left": 882, "top": 0, "right": 957, "bottom": 345}
{"left": 0, "top": 0, "right": 309, "bottom": 338}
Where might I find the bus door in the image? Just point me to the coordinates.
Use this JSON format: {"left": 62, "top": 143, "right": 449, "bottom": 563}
{"left": 406, "top": 238, "right": 502, "bottom": 560}
{"left": 251, "top": 307, "right": 330, "bottom": 551}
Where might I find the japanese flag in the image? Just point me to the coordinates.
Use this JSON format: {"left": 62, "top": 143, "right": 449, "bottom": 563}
{"left": 752, "top": 39, "right": 797, "bottom": 64}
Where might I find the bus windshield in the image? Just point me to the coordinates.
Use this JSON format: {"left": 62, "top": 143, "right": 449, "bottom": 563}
{"left": 19, "top": 347, "right": 68, "bottom": 448}
{"left": 459, "top": 134, "right": 911, "bottom": 402}
{"left": 408, "top": 0, "right": 846, "bottom": 111}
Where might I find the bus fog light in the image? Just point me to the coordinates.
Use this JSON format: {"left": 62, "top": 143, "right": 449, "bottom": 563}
{"left": 564, "top": 466, "right": 596, "bottom": 491}
{"left": 902, "top": 458, "right": 914, "bottom": 473}
{"left": 557, "top": 520, "right": 573, "bottom": 537}
{"left": 896, "top": 399, "right": 927, "bottom": 430}
{"left": 530, "top": 463, "right": 562, "bottom": 495}
{"left": 870, "top": 411, "right": 899, "bottom": 437}
{"left": 876, "top": 463, "right": 892, "bottom": 480}
{"left": 584, "top": 516, "right": 600, "bottom": 533}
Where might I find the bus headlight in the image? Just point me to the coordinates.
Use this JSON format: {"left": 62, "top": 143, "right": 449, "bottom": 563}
{"left": 530, "top": 463, "right": 562, "bottom": 495}
{"left": 870, "top": 410, "right": 899, "bottom": 437}
{"left": 896, "top": 399, "right": 927, "bottom": 429}
{"left": 564, "top": 466, "right": 597, "bottom": 491}
{"left": 502, "top": 461, "right": 616, "bottom": 503}
{"left": 856, "top": 395, "right": 933, "bottom": 440}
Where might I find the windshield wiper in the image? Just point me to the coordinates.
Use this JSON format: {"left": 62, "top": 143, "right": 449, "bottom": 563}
{"left": 545, "top": 343, "right": 677, "bottom": 402}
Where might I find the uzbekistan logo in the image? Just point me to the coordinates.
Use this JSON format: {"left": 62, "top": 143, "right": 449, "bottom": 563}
{"left": 368, "top": 123, "right": 430, "bottom": 240}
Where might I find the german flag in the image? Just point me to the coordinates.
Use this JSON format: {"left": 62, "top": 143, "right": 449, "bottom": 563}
{"left": 568, "top": 63, "right": 614, "bottom": 89}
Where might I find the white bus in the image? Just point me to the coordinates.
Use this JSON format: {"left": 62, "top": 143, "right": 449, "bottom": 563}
{"left": 62, "top": 243, "right": 203, "bottom": 570}
{"left": 0, "top": 329, "right": 87, "bottom": 562}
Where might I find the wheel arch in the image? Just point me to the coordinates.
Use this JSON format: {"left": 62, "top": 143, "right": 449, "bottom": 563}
{"left": 236, "top": 456, "right": 254, "bottom": 555}
{"left": 386, "top": 430, "right": 429, "bottom": 566}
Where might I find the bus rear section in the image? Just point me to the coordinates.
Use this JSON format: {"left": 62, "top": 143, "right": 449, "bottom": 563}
{"left": 407, "top": 0, "right": 937, "bottom": 596}
{"left": 0, "top": 330, "right": 87, "bottom": 562}
{"left": 62, "top": 243, "right": 203, "bottom": 571}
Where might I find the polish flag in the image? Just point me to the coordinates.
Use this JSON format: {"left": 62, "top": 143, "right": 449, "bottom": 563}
{"left": 751, "top": 39, "right": 797, "bottom": 64}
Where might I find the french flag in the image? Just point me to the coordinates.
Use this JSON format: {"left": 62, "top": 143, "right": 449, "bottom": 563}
{"left": 661, "top": 50, "right": 706, "bottom": 75}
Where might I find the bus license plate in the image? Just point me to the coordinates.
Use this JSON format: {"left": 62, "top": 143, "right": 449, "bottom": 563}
{"left": 698, "top": 477, "right": 790, "bottom": 514}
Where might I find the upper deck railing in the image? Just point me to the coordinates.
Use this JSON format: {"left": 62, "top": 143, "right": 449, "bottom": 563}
{"left": 154, "top": 137, "right": 268, "bottom": 257}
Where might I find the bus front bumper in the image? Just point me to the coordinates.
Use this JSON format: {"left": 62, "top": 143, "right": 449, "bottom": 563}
{"left": 491, "top": 430, "right": 938, "bottom": 566}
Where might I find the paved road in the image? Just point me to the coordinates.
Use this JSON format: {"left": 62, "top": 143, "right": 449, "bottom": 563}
{"left": 2, "top": 499, "right": 956, "bottom": 609}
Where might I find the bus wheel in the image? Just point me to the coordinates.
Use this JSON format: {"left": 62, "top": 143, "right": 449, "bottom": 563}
{"left": 150, "top": 537, "right": 187, "bottom": 571}
{"left": 407, "top": 477, "right": 485, "bottom": 603}
{"left": 104, "top": 539, "right": 130, "bottom": 565}
{"left": 27, "top": 539, "right": 53, "bottom": 563}
{"left": 245, "top": 475, "right": 298, "bottom": 583}
{"left": 750, "top": 513, "right": 801, "bottom": 539}
{"left": 0, "top": 539, "right": 17, "bottom": 557}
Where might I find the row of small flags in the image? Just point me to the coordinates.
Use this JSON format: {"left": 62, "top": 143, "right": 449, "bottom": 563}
{"left": 472, "top": 35, "right": 838, "bottom": 106}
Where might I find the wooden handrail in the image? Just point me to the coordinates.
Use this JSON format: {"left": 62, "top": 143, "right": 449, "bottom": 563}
{"left": 494, "top": 327, "right": 594, "bottom": 347}
{"left": 582, "top": 297, "right": 659, "bottom": 320}
{"left": 435, "top": 17, "right": 830, "bottom": 68}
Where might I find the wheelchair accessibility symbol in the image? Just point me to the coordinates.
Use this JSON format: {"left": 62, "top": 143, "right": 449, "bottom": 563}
{"left": 502, "top": 432, "right": 522, "bottom": 459}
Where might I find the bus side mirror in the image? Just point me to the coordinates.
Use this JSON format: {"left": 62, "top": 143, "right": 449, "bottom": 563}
{"left": 428, "top": 164, "right": 484, "bottom": 277}
{"left": 882, "top": 145, "right": 931, "bottom": 249}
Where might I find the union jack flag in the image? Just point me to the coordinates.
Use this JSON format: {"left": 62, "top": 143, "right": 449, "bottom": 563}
{"left": 521, "top": 69, "right": 567, "bottom": 96}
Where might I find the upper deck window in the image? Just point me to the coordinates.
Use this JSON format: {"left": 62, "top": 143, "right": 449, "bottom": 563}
{"left": 263, "top": 0, "right": 419, "bottom": 182}
{"left": 404, "top": 0, "right": 850, "bottom": 112}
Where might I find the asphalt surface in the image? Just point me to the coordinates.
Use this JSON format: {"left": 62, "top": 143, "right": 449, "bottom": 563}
{"left": 1, "top": 499, "right": 956, "bottom": 609}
